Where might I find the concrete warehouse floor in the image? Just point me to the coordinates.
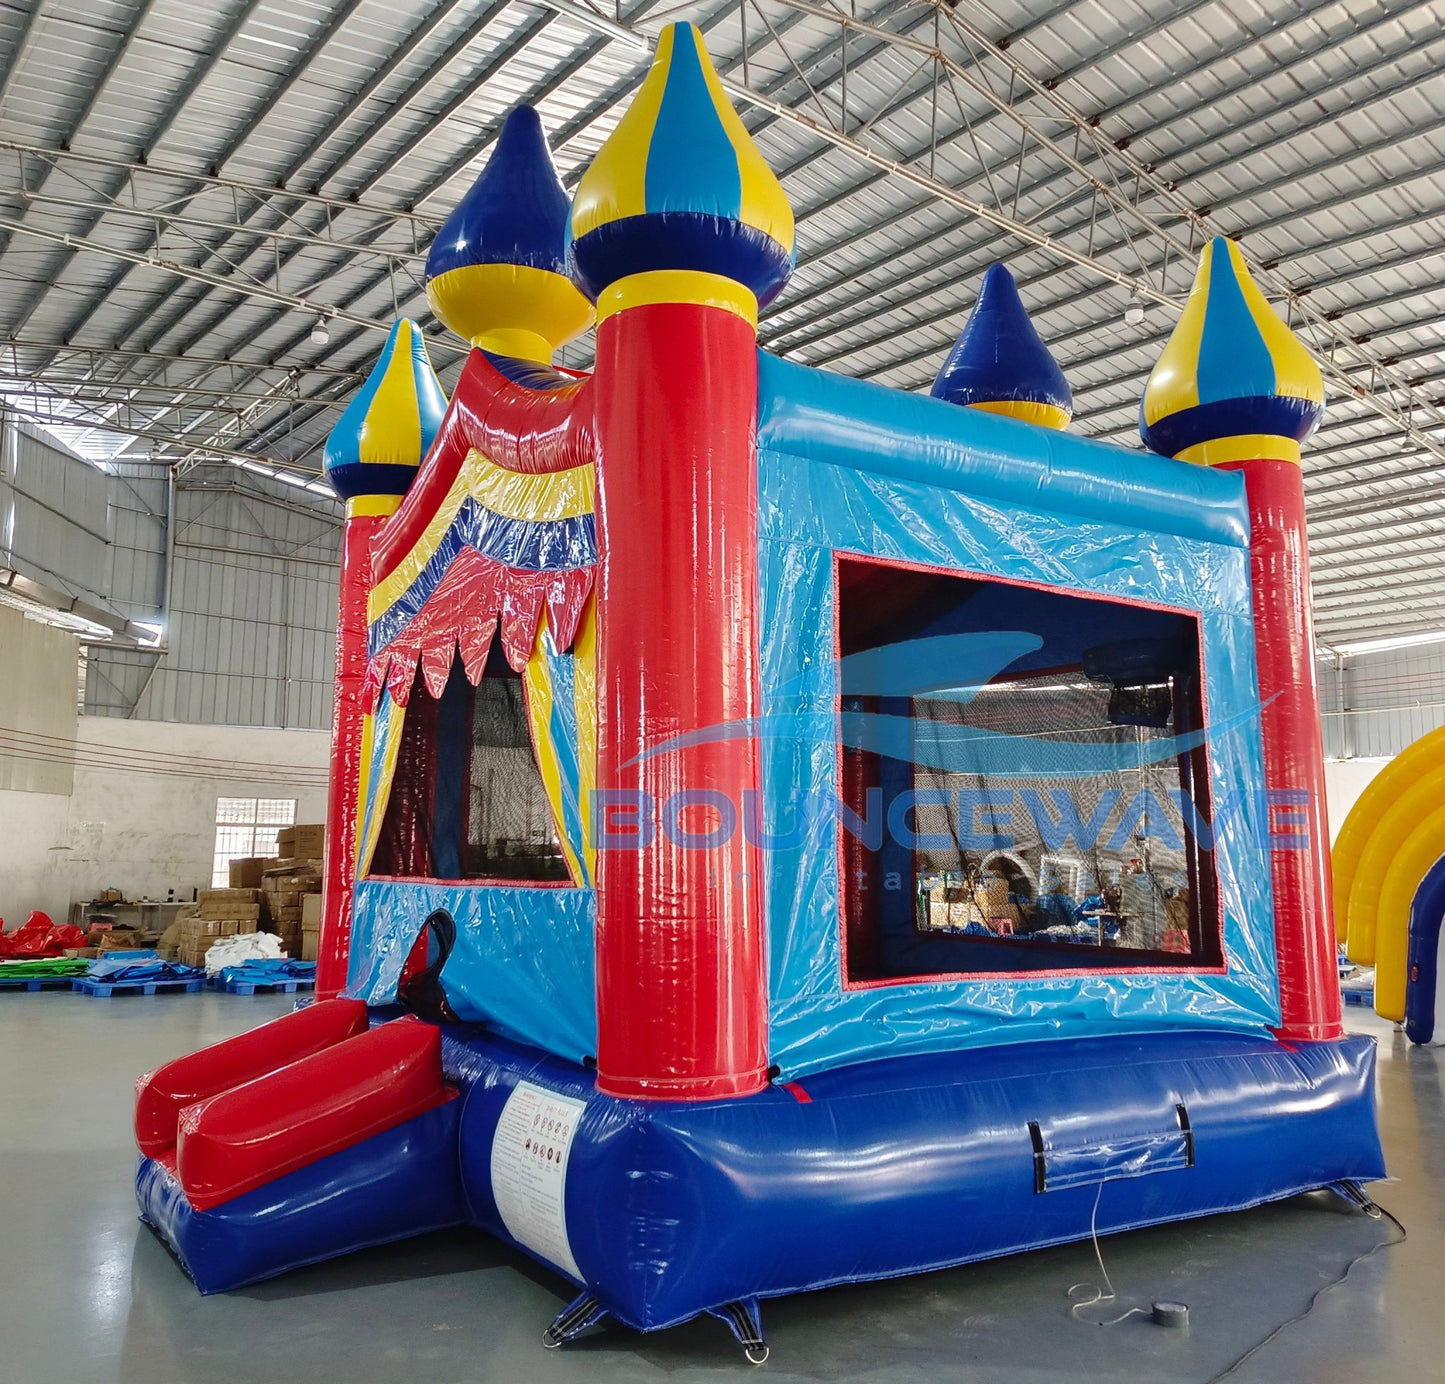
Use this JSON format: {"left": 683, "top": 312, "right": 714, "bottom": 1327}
{"left": 1, "top": 991, "right": 1440, "bottom": 1384}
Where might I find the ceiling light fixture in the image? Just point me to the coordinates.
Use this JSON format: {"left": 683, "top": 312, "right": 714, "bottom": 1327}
{"left": 310, "top": 317, "right": 330, "bottom": 346}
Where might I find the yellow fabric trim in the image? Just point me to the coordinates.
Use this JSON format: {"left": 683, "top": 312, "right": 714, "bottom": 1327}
{"left": 572, "top": 599, "right": 597, "bottom": 881}
{"left": 346, "top": 495, "right": 402, "bottom": 519}
{"left": 357, "top": 699, "right": 406, "bottom": 877}
{"left": 366, "top": 449, "right": 596, "bottom": 623}
{"left": 970, "top": 398, "right": 1071, "bottom": 431}
{"left": 469, "top": 454, "right": 595, "bottom": 523}
{"left": 362, "top": 320, "right": 424, "bottom": 466}
{"left": 570, "top": 24, "right": 674, "bottom": 238}
{"left": 355, "top": 709, "right": 376, "bottom": 863}
{"left": 685, "top": 24, "right": 795, "bottom": 252}
{"left": 596, "top": 270, "right": 758, "bottom": 326}
{"left": 523, "top": 616, "right": 585, "bottom": 886}
{"left": 1175, "top": 434, "right": 1302, "bottom": 467}
{"left": 1223, "top": 239, "right": 1324, "bottom": 407}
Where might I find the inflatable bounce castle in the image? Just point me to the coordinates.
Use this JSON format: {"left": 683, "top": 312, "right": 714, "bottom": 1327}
{"left": 133, "top": 25, "right": 1385, "bottom": 1357}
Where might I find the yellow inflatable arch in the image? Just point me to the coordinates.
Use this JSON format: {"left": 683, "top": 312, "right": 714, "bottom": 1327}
{"left": 1333, "top": 725, "right": 1445, "bottom": 1020}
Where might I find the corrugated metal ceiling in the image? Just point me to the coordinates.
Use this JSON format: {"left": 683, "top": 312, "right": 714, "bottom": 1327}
{"left": 0, "top": 0, "right": 1441, "bottom": 643}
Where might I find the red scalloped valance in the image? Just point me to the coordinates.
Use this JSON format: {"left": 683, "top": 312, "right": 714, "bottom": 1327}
{"left": 365, "top": 548, "right": 594, "bottom": 709}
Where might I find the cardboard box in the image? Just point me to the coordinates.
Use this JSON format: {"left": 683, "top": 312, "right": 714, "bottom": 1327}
{"left": 99, "top": 933, "right": 156, "bottom": 952}
{"left": 198, "top": 888, "right": 262, "bottom": 920}
{"left": 262, "top": 862, "right": 320, "bottom": 884}
{"left": 228, "top": 856, "right": 277, "bottom": 889}
{"left": 179, "top": 918, "right": 227, "bottom": 941}
{"left": 178, "top": 941, "right": 210, "bottom": 968}
{"left": 301, "top": 893, "right": 322, "bottom": 928}
{"left": 276, "top": 824, "right": 325, "bottom": 859}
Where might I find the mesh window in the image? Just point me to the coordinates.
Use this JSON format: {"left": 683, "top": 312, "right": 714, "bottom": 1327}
{"left": 372, "top": 648, "right": 571, "bottom": 884}
{"left": 463, "top": 676, "right": 570, "bottom": 881}
{"left": 837, "top": 556, "right": 1220, "bottom": 983}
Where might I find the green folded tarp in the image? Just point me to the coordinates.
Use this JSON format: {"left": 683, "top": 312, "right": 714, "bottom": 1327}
{"left": 0, "top": 957, "right": 89, "bottom": 978}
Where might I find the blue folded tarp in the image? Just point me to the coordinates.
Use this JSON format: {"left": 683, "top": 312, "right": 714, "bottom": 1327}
{"left": 86, "top": 953, "right": 204, "bottom": 984}
{"left": 215, "top": 959, "right": 317, "bottom": 988}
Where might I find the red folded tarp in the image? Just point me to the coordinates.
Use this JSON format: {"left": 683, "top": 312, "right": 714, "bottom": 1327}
{"left": 0, "top": 912, "right": 87, "bottom": 958}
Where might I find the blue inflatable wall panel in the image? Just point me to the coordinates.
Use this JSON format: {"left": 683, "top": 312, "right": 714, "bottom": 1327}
{"left": 1406, "top": 854, "right": 1445, "bottom": 1044}
{"left": 348, "top": 878, "right": 597, "bottom": 1062}
{"left": 754, "top": 356, "right": 1280, "bottom": 1077}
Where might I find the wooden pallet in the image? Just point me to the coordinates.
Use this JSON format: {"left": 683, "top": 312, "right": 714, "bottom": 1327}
{"left": 0, "top": 973, "right": 81, "bottom": 991}
{"left": 72, "top": 976, "right": 203, "bottom": 998}
{"left": 208, "top": 974, "right": 316, "bottom": 996}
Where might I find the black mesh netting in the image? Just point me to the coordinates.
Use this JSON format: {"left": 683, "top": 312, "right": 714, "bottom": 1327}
{"left": 373, "top": 653, "right": 570, "bottom": 883}
{"left": 908, "top": 672, "right": 1202, "bottom": 956}
{"left": 462, "top": 675, "right": 570, "bottom": 882}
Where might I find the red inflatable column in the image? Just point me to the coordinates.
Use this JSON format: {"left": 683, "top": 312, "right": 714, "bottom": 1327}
{"left": 591, "top": 282, "right": 768, "bottom": 1099}
{"left": 317, "top": 499, "right": 395, "bottom": 999}
{"left": 1223, "top": 458, "right": 1342, "bottom": 1042}
{"left": 569, "top": 23, "right": 795, "bottom": 1096}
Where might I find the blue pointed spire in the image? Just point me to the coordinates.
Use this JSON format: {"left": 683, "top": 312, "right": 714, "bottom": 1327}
{"left": 424, "top": 106, "right": 593, "bottom": 359}
{"left": 930, "top": 264, "right": 1073, "bottom": 430}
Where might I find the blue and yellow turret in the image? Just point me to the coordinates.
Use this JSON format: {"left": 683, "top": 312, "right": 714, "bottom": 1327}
{"left": 568, "top": 21, "right": 795, "bottom": 321}
{"left": 317, "top": 317, "right": 446, "bottom": 996}
{"left": 930, "top": 263, "right": 1073, "bottom": 430}
{"left": 322, "top": 318, "right": 447, "bottom": 511}
{"left": 567, "top": 22, "right": 793, "bottom": 1103}
{"left": 1139, "top": 236, "right": 1323, "bottom": 467}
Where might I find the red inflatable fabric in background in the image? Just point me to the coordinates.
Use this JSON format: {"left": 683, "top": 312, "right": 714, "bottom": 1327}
{"left": 0, "top": 913, "right": 86, "bottom": 957}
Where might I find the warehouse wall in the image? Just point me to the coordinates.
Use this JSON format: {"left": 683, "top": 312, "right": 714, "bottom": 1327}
{"left": 0, "top": 416, "right": 112, "bottom": 611}
{"left": 0, "top": 716, "right": 329, "bottom": 926}
{"left": 1323, "top": 757, "right": 1390, "bottom": 843}
{"left": 86, "top": 465, "right": 341, "bottom": 728}
{"left": 1320, "top": 641, "right": 1445, "bottom": 759}
{"left": 2, "top": 414, "right": 342, "bottom": 731}
{"left": 0, "top": 605, "right": 78, "bottom": 794}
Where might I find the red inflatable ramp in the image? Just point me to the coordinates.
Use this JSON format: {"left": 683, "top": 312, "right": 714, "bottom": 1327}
{"left": 135, "top": 999, "right": 370, "bottom": 1158}
{"left": 176, "top": 1016, "right": 452, "bottom": 1211}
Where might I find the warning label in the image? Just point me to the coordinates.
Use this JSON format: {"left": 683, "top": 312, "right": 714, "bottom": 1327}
{"left": 489, "top": 1081, "right": 587, "bottom": 1280}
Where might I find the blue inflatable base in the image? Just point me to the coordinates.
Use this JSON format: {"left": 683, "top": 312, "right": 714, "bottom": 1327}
{"left": 137, "top": 1026, "right": 1385, "bottom": 1332}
